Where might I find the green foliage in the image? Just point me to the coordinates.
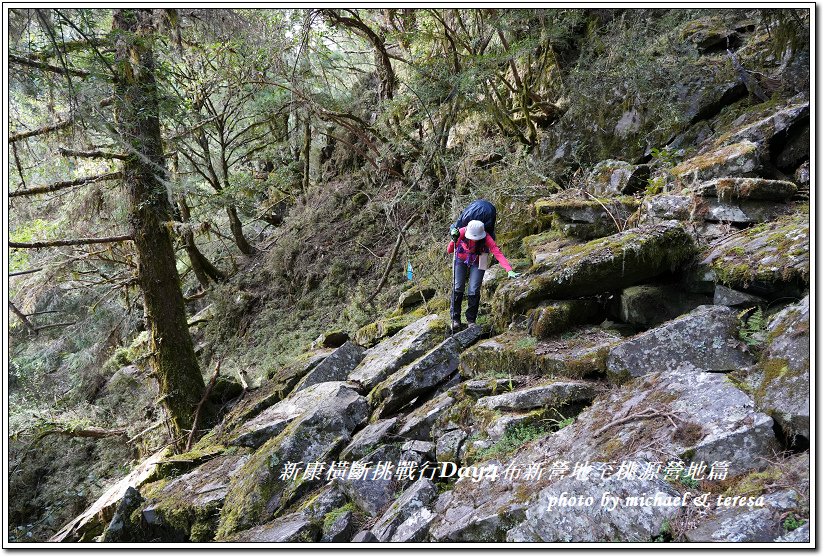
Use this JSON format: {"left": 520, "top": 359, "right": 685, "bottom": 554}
{"left": 475, "top": 423, "right": 549, "bottom": 460}
{"left": 739, "top": 307, "right": 766, "bottom": 347}
{"left": 678, "top": 471, "right": 700, "bottom": 489}
{"left": 645, "top": 177, "right": 667, "bottom": 196}
{"left": 650, "top": 147, "right": 679, "bottom": 167}
{"left": 783, "top": 514, "right": 803, "bottom": 532}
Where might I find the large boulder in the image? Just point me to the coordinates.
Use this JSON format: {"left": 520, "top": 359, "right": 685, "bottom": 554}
{"left": 215, "top": 382, "right": 369, "bottom": 538}
{"left": 339, "top": 418, "right": 399, "bottom": 461}
{"left": 99, "top": 487, "right": 145, "bottom": 542}
{"left": 701, "top": 210, "right": 809, "bottom": 296}
{"left": 507, "top": 462, "right": 681, "bottom": 542}
{"left": 527, "top": 300, "right": 603, "bottom": 338}
{"left": 50, "top": 448, "right": 170, "bottom": 542}
{"left": 695, "top": 177, "right": 798, "bottom": 202}
{"left": 753, "top": 296, "right": 810, "bottom": 442}
{"left": 349, "top": 315, "right": 446, "bottom": 391}
{"left": 684, "top": 490, "right": 802, "bottom": 543}
{"left": 142, "top": 454, "right": 250, "bottom": 542}
{"left": 586, "top": 160, "right": 649, "bottom": 196}
{"left": 227, "top": 512, "right": 318, "bottom": 542}
{"left": 293, "top": 341, "right": 365, "bottom": 392}
{"left": 396, "top": 392, "right": 456, "bottom": 441}
{"left": 606, "top": 305, "right": 754, "bottom": 382}
{"left": 369, "top": 338, "right": 460, "bottom": 418}
{"left": 671, "top": 140, "right": 761, "bottom": 184}
{"left": 493, "top": 222, "right": 695, "bottom": 327}
{"left": 535, "top": 195, "right": 640, "bottom": 239}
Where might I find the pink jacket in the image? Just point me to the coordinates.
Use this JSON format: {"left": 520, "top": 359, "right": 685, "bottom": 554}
{"left": 447, "top": 227, "right": 512, "bottom": 272}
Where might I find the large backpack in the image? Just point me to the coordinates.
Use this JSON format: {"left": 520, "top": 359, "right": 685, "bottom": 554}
{"left": 452, "top": 199, "right": 497, "bottom": 240}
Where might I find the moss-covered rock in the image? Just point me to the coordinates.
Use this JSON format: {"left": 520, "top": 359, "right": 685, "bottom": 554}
{"left": 142, "top": 454, "right": 250, "bottom": 542}
{"left": 617, "top": 284, "right": 711, "bottom": 328}
{"left": 585, "top": 160, "right": 649, "bottom": 196}
{"left": 535, "top": 195, "right": 641, "bottom": 240}
{"left": 671, "top": 140, "right": 761, "bottom": 183}
{"left": 353, "top": 312, "right": 426, "bottom": 348}
{"left": 527, "top": 299, "right": 603, "bottom": 338}
{"left": 493, "top": 221, "right": 695, "bottom": 329}
{"left": 700, "top": 209, "right": 809, "bottom": 294}
{"left": 215, "top": 382, "right": 369, "bottom": 538}
{"left": 695, "top": 177, "right": 798, "bottom": 202}
{"left": 753, "top": 296, "right": 810, "bottom": 442}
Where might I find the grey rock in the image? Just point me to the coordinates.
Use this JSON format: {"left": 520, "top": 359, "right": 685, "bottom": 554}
{"left": 396, "top": 393, "right": 455, "bottom": 441}
{"left": 586, "top": 160, "right": 648, "bottom": 195}
{"left": 775, "top": 522, "right": 810, "bottom": 543}
{"left": 527, "top": 299, "right": 603, "bottom": 338}
{"left": 398, "top": 287, "right": 437, "bottom": 309}
{"left": 402, "top": 440, "right": 436, "bottom": 457}
{"left": 372, "top": 478, "right": 437, "bottom": 541}
{"left": 338, "top": 476, "right": 396, "bottom": 518}
{"left": 713, "top": 285, "right": 766, "bottom": 308}
{"left": 389, "top": 508, "right": 435, "bottom": 542}
{"left": 536, "top": 195, "right": 640, "bottom": 238}
{"left": 755, "top": 296, "right": 810, "bottom": 441}
{"left": 229, "top": 512, "right": 318, "bottom": 542}
{"left": 349, "top": 315, "right": 445, "bottom": 391}
{"left": 435, "top": 429, "right": 468, "bottom": 464}
{"left": 461, "top": 378, "right": 527, "bottom": 397}
{"left": 507, "top": 462, "right": 681, "bottom": 542}
{"left": 320, "top": 510, "right": 354, "bottom": 542}
{"left": 100, "top": 487, "right": 144, "bottom": 542}
{"left": 312, "top": 330, "right": 349, "bottom": 349}
{"left": 619, "top": 284, "right": 712, "bottom": 328}
{"left": 672, "top": 140, "right": 761, "bottom": 184}
{"left": 228, "top": 381, "right": 366, "bottom": 449}
{"left": 293, "top": 341, "right": 365, "bottom": 392}
{"left": 695, "top": 177, "right": 797, "bottom": 202}
{"left": 301, "top": 483, "right": 348, "bottom": 521}
{"left": 351, "top": 530, "right": 379, "bottom": 542}
{"left": 370, "top": 338, "right": 460, "bottom": 418}
{"left": 641, "top": 195, "right": 693, "bottom": 222}
{"left": 728, "top": 100, "right": 809, "bottom": 147}
{"left": 340, "top": 418, "right": 398, "bottom": 461}
{"left": 702, "top": 198, "right": 790, "bottom": 224}
{"left": 485, "top": 414, "right": 534, "bottom": 442}
{"left": 494, "top": 222, "right": 695, "bottom": 326}
{"left": 794, "top": 160, "right": 810, "bottom": 186}
{"left": 685, "top": 490, "right": 800, "bottom": 542}
{"left": 606, "top": 305, "right": 754, "bottom": 381}
{"left": 450, "top": 323, "right": 486, "bottom": 351}
{"left": 475, "top": 381, "right": 597, "bottom": 412}
{"left": 216, "top": 382, "right": 369, "bottom": 537}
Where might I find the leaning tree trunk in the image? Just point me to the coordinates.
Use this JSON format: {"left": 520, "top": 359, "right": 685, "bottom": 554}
{"left": 112, "top": 8, "right": 205, "bottom": 448}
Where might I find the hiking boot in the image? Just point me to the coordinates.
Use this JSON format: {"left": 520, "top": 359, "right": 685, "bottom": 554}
{"left": 451, "top": 319, "right": 463, "bottom": 332}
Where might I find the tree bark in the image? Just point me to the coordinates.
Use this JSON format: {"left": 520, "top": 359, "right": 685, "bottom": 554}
{"left": 226, "top": 205, "right": 254, "bottom": 255}
{"left": 112, "top": 8, "right": 205, "bottom": 449}
{"left": 177, "top": 193, "right": 226, "bottom": 287}
{"left": 302, "top": 115, "right": 311, "bottom": 192}
{"left": 9, "top": 171, "right": 122, "bottom": 198}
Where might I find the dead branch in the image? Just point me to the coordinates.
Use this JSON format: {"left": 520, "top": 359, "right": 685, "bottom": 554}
{"left": 10, "top": 171, "right": 122, "bottom": 198}
{"left": 592, "top": 408, "right": 683, "bottom": 438}
{"left": 185, "top": 359, "right": 221, "bottom": 451}
{"left": 58, "top": 147, "right": 128, "bottom": 160}
{"left": 9, "top": 97, "right": 113, "bottom": 143}
{"left": 9, "top": 301, "right": 38, "bottom": 335}
{"left": 9, "top": 53, "right": 91, "bottom": 77}
{"left": 367, "top": 214, "right": 418, "bottom": 303}
{"left": 9, "top": 267, "right": 43, "bottom": 277}
{"left": 10, "top": 234, "right": 132, "bottom": 249}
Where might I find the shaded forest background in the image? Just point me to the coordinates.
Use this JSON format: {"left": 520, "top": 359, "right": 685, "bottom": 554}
{"left": 6, "top": 8, "right": 809, "bottom": 541}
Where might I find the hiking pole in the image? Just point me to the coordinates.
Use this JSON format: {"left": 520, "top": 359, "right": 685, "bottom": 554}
{"left": 450, "top": 232, "right": 459, "bottom": 336}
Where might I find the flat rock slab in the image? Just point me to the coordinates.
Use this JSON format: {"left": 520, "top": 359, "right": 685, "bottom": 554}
{"left": 396, "top": 392, "right": 456, "bottom": 441}
{"left": 340, "top": 417, "right": 399, "bottom": 461}
{"left": 754, "top": 296, "right": 810, "bottom": 441}
{"left": 528, "top": 299, "right": 603, "bottom": 338}
{"left": 370, "top": 338, "right": 460, "bottom": 418}
{"left": 349, "top": 314, "right": 446, "bottom": 391}
{"left": 606, "top": 305, "right": 754, "bottom": 381}
{"left": 713, "top": 285, "right": 766, "bottom": 308}
{"left": 216, "top": 382, "right": 368, "bottom": 538}
{"left": 684, "top": 490, "right": 801, "bottom": 542}
{"left": 493, "top": 221, "right": 694, "bottom": 327}
{"left": 228, "top": 380, "right": 362, "bottom": 448}
{"left": 695, "top": 177, "right": 797, "bottom": 201}
{"left": 475, "top": 381, "right": 597, "bottom": 412}
{"left": 390, "top": 508, "right": 436, "bottom": 542}
{"left": 641, "top": 195, "right": 694, "bottom": 222}
{"left": 507, "top": 462, "right": 681, "bottom": 542}
{"left": 701, "top": 210, "right": 809, "bottom": 295}
{"left": 228, "top": 512, "right": 318, "bottom": 542}
{"left": 534, "top": 195, "right": 640, "bottom": 239}
{"left": 461, "top": 328, "right": 623, "bottom": 380}
{"left": 293, "top": 341, "right": 365, "bottom": 392}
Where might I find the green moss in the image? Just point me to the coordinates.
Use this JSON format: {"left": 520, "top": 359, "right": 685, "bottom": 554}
{"left": 322, "top": 503, "right": 355, "bottom": 531}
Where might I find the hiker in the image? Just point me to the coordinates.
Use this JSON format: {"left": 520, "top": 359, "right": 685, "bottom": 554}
{"left": 447, "top": 219, "right": 519, "bottom": 330}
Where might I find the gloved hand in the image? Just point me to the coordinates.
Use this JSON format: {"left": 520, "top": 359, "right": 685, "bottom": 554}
{"left": 508, "top": 271, "right": 520, "bottom": 279}
{"left": 450, "top": 226, "right": 460, "bottom": 241}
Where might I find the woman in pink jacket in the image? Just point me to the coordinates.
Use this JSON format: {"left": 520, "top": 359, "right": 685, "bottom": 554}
{"left": 447, "top": 220, "right": 519, "bottom": 330}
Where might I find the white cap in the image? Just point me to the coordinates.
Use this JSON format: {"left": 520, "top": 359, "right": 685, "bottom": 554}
{"left": 465, "top": 220, "right": 487, "bottom": 240}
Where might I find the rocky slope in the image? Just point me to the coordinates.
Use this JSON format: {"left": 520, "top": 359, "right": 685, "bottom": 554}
{"left": 48, "top": 14, "right": 809, "bottom": 545}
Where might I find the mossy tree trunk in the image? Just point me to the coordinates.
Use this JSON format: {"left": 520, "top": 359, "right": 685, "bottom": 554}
{"left": 112, "top": 8, "right": 205, "bottom": 448}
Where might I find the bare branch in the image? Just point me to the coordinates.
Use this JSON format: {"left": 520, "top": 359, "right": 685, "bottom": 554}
{"left": 10, "top": 171, "right": 122, "bottom": 198}
{"left": 58, "top": 147, "right": 128, "bottom": 160}
{"left": 9, "top": 52, "right": 90, "bottom": 77}
{"left": 10, "top": 235, "right": 133, "bottom": 249}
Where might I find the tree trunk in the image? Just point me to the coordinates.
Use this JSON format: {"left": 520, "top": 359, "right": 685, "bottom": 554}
{"left": 112, "top": 8, "right": 205, "bottom": 449}
{"left": 177, "top": 193, "right": 226, "bottom": 287}
{"left": 302, "top": 115, "right": 311, "bottom": 192}
{"left": 226, "top": 205, "right": 254, "bottom": 255}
